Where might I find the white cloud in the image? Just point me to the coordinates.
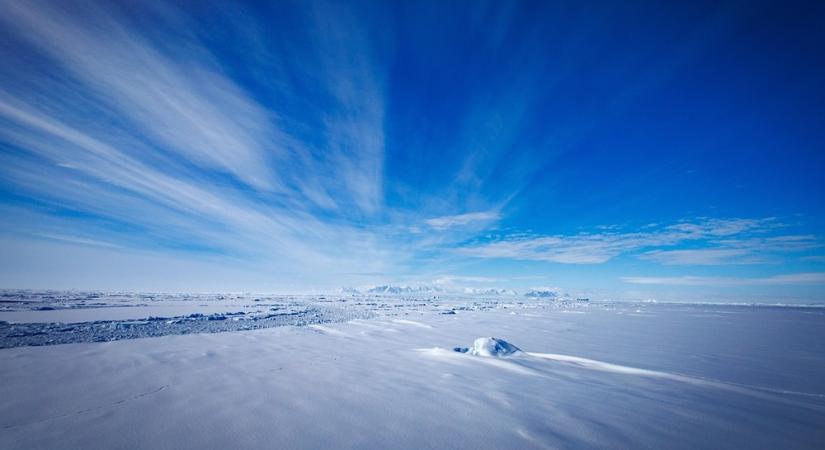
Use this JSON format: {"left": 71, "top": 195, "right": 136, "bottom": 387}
{"left": 664, "top": 217, "right": 779, "bottom": 238}
{"left": 458, "top": 218, "right": 818, "bottom": 265}
{"left": 425, "top": 211, "right": 500, "bottom": 230}
{"left": 641, "top": 248, "right": 757, "bottom": 265}
{"left": 641, "top": 235, "right": 821, "bottom": 265}
{"left": 0, "top": 1, "right": 396, "bottom": 283}
{"left": 620, "top": 273, "right": 825, "bottom": 286}
{"left": 2, "top": 1, "right": 281, "bottom": 191}
{"left": 0, "top": 0, "right": 385, "bottom": 214}
{"left": 35, "top": 233, "right": 122, "bottom": 249}
{"left": 431, "top": 275, "right": 502, "bottom": 285}
{"left": 459, "top": 234, "right": 646, "bottom": 263}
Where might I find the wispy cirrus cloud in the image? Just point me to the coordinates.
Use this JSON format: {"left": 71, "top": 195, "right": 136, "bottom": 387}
{"left": 621, "top": 273, "right": 825, "bottom": 286}
{"left": 457, "top": 217, "right": 817, "bottom": 265}
{"left": 458, "top": 233, "right": 644, "bottom": 264}
{"left": 640, "top": 248, "right": 756, "bottom": 265}
{"left": 0, "top": 0, "right": 386, "bottom": 213}
{"left": 640, "top": 235, "right": 821, "bottom": 265}
{"left": 1, "top": 1, "right": 281, "bottom": 191}
{"left": 0, "top": 0, "right": 397, "bottom": 286}
{"left": 0, "top": 0, "right": 507, "bottom": 289}
{"left": 425, "top": 211, "right": 500, "bottom": 230}
{"left": 431, "top": 275, "right": 503, "bottom": 285}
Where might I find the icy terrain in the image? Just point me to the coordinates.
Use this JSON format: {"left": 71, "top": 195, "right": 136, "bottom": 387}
{"left": 1, "top": 291, "right": 824, "bottom": 449}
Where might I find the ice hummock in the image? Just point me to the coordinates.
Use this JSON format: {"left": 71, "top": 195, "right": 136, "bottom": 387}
{"left": 454, "top": 337, "right": 521, "bottom": 357}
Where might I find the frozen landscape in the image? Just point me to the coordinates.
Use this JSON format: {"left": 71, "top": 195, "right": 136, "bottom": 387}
{"left": 2, "top": 290, "right": 824, "bottom": 449}
{"left": 2, "top": 0, "right": 825, "bottom": 448}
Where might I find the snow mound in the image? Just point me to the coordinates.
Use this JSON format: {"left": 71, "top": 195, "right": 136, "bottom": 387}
{"left": 455, "top": 337, "right": 521, "bottom": 357}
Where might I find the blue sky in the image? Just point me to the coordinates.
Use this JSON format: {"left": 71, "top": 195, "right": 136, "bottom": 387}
{"left": 0, "top": 0, "right": 823, "bottom": 300}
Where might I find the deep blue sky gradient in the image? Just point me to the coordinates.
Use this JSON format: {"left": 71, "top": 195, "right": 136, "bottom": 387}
{"left": 0, "top": 0, "right": 823, "bottom": 300}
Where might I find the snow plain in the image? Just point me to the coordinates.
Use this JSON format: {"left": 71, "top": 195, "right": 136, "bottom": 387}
{"left": 1, "top": 291, "right": 824, "bottom": 449}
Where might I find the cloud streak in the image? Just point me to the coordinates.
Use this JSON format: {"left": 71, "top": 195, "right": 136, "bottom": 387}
{"left": 425, "top": 211, "right": 500, "bottom": 230}
{"left": 0, "top": 1, "right": 449, "bottom": 296}
{"left": 457, "top": 218, "right": 819, "bottom": 265}
{"left": 0, "top": 0, "right": 399, "bottom": 282}
{"left": 2, "top": 1, "right": 282, "bottom": 191}
{"left": 621, "top": 273, "right": 825, "bottom": 287}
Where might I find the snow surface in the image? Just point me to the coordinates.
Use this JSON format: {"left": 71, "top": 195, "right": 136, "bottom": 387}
{"left": 1, "top": 291, "right": 824, "bottom": 449}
